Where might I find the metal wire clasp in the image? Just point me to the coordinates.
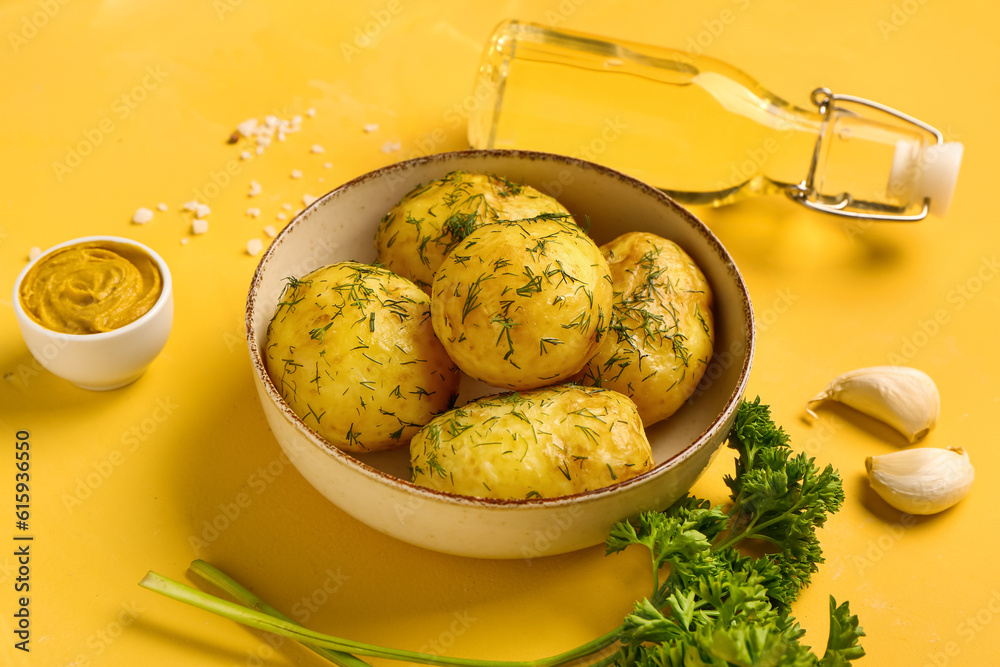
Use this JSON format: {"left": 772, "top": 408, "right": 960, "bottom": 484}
{"left": 786, "top": 87, "right": 944, "bottom": 222}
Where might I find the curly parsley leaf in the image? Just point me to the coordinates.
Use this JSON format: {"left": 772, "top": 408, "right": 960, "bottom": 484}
{"left": 606, "top": 398, "right": 863, "bottom": 666}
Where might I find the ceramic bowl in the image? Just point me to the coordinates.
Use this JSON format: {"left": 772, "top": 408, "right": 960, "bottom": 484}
{"left": 12, "top": 235, "right": 173, "bottom": 390}
{"left": 246, "top": 150, "right": 754, "bottom": 559}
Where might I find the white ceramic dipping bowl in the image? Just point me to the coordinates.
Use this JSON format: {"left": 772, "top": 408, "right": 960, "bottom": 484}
{"left": 12, "top": 235, "right": 174, "bottom": 391}
{"left": 246, "top": 150, "right": 754, "bottom": 559}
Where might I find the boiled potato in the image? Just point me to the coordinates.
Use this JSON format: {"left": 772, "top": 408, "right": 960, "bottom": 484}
{"left": 410, "top": 384, "right": 653, "bottom": 499}
{"left": 431, "top": 217, "right": 613, "bottom": 390}
{"left": 374, "top": 171, "right": 571, "bottom": 292}
{"left": 577, "top": 232, "right": 714, "bottom": 426}
{"left": 264, "top": 262, "right": 460, "bottom": 453}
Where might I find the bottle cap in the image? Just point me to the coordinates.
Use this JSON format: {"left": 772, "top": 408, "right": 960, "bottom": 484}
{"left": 889, "top": 141, "right": 963, "bottom": 217}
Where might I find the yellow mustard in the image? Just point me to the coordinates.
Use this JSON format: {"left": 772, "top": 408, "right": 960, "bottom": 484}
{"left": 19, "top": 241, "right": 163, "bottom": 334}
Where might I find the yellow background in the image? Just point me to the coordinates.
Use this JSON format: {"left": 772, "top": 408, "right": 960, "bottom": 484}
{"left": 1, "top": 1, "right": 998, "bottom": 665}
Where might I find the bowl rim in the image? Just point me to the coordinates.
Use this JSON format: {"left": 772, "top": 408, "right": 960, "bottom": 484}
{"left": 246, "top": 148, "right": 755, "bottom": 509}
{"left": 12, "top": 235, "right": 173, "bottom": 341}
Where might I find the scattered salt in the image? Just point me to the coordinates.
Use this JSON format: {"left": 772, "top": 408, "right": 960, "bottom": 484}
{"left": 192, "top": 219, "right": 209, "bottom": 235}
{"left": 290, "top": 169, "right": 303, "bottom": 179}
{"left": 194, "top": 203, "right": 211, "bottom": 219}
{"left": 156, "top": 203, "right": 168, "bottom": 212}
{"left": 282, "top": 203, "right": 292, "bottom": 211}
{"left": 240, "top": 150, "right": 252, "bottom": 160}
{"left": 132, "top": 207, "right": 154, "bottom": 225}
{"left": 248, "top": 180, "right": 262, "bottom": 197}
{"left": 302, "top": 194, "right": 318, "bottom": 206}
{"left": 264, "top": 225, "right": 277, "bottom": 237}
{"left": 364, "top": 123, "right": 379, "bottom": 133}
{"left": 311, "top": 144, "right": 324, "bottom": 154}
{"left": 246, "top": 238, "right": 264, "bottom": 256}
{"left": 381, "top": 140, "right": 401, "bottom": 153}
{"left": 28, "top": 247, "right": 41, "bottom": 261}
{"left": 323, "top": 162, "right": 332, "bottom": 169}
{"left": 246, "top": 207, "right": 261, "bottom": 218}
{"left": 236, "top": 119, "right": 258, "bottom": 137}
{"left": 276, "top": 212, "right": 287, "bottom": 221}
{"left": 306, "top": 108, "right": 316, "bottom": 117}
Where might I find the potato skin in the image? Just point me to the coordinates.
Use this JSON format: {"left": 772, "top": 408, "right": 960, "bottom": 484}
{"left": 577, "top": 232, "right": 714, "bottom": 426}
{"left": 374, "top": 171, "right": 571, "bottom": 292}
{"left": 264, "top": 262, "right": 460, "bottom": 452}
{"left": 410, "top": 385, "right": 653, "bottom": 499}
{"left": 431, "top": 217, "right": 613, "bottom": 391}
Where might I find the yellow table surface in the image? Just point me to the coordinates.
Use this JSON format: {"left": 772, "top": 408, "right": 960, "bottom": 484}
{"left": 2, "top": 1, "right": 997, "bottom": 665}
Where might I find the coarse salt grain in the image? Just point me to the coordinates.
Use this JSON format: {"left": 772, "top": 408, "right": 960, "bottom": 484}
{"left": 302, "top": 194, "right": 318, "bottom": 206}
{"left": 276, "top": 212, "right": 287, "bottom": 221}
{"left": 192, "top": 219, "right": 209, "bottom": 235}
{"left": 182, "top": 200, "right": 200, "bottom": 211}
{"left": 246, "top": 207, "right": 261, "bottom": 218}
{"left": 246, "top": 238, "right": 264, "bottom": 256}
{"left": 264, "top": 225, "right": 277, "bottom": 237}
{"left": 381, "top": 141, "right": 401, "bottom": 153}
{"left": 195, "top": 204, "right": 211, "bottom": 219}
{"left": 157, "top": 203, "right": 168, "bottom": 212}
{"left": 240, "top": 150, "right": 252, "bottom": 160}
{"left": 364, "top": 123, "right": 379, "bottom": 133}
{"left": 311, "top": 144, "right": 324, "bottom": 154}
{"left": 290, "top": 169, "right": 302, "bottom": 179}
{"left": 28, "top": 247, "right": 41, "bottom": 261}
{"left": 282, "top": 203, "right": 292, "bottom": 211}
{"left": 132, "top": 207, "right": 154, "bottom": 225}
{"left": 248, "top": 180, "right": 262, "bottom": 197}
{"left": 323, "top": 162, "right": 332, "bottom": 169}
{"left": 306, "top": 108, "right": 316, "bottom": 117}
{"left": 236, "top": 119, "right": 258, "bottom": 137}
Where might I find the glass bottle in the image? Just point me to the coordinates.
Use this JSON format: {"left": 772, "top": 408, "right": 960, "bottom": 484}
{"left": 468, "top": 20, "right": 963, "bottom": 221}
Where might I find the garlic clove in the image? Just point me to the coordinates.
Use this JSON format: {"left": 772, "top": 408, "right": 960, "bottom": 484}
{"left": 807, "top": 366, "right": 939, "bottom": 443}
{"left": 865, "top": 447, "right": 973, "bottom": 515}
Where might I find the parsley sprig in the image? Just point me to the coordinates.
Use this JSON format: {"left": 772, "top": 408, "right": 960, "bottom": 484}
{"left": 139, "top": 399, "right": 863, "bottom": 666}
